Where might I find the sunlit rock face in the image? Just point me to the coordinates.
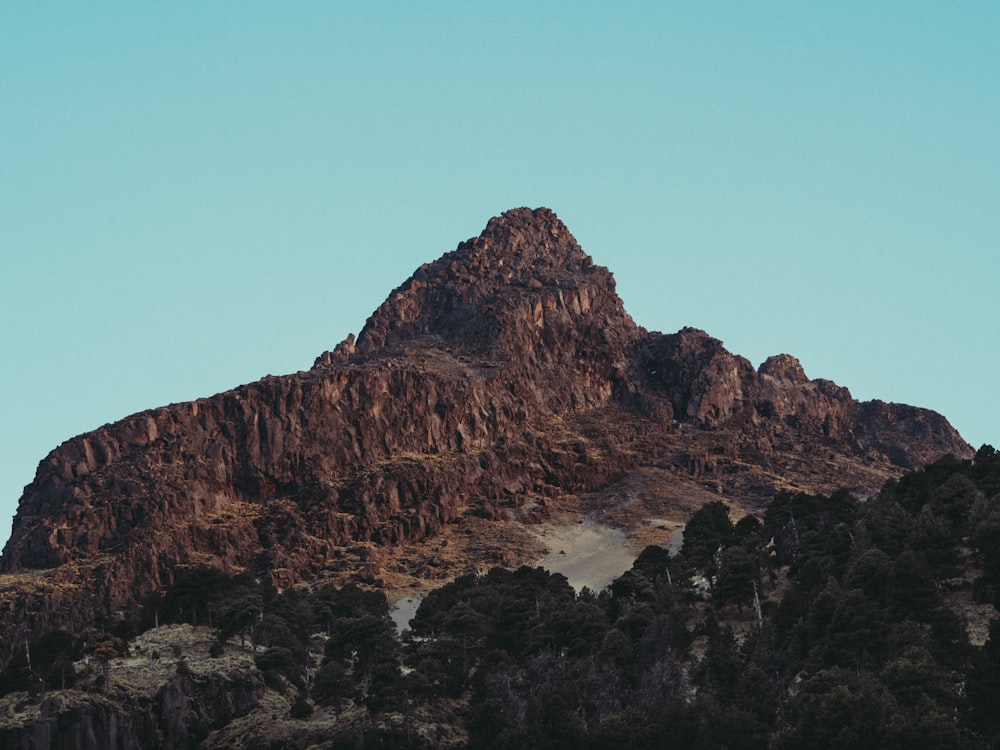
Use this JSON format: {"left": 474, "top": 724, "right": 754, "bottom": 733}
{"left": 0, "top": 207, "right": 971, "bottom": 659}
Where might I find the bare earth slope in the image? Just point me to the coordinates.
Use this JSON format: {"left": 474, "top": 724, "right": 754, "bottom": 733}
{"left": 0, "top": 208, "right": 971, "bottom": 658}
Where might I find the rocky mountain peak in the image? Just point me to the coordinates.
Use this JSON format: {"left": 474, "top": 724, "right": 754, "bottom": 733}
{"left": 0, "top": 208, "right": 974, "bottom": 666}
{"left": 345, "top": 207, "right": 637, "bottom": 359}
{"left": 471, "top": 206, "right": 589, "bottom": 270}
{"left": 759, "top": 354, "right": 809, "bottom": 384}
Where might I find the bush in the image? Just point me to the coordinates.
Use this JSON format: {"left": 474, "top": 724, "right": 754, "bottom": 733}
{"left": 290, "top": 694, "right": 312, "bottom": 719}
{"left": 255, "top": 646, "right": 302, "bottom": 687}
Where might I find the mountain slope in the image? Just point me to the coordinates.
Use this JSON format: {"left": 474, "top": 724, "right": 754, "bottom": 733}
{"left": 0, "top": 208, "right": 971, "bottom": 658}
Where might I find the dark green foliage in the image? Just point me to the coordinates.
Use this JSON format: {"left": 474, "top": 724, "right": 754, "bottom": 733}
{"left": 312, "top": 659, "right": 354, "bottom": 704}
{"left": 0, "top": 630, "right": 83, "bottom": 695}
{"left": 255, "top": 646, "right": 301, "bottom": 687}
{"left": 972, "top": 499, "right": 1000, "bottom": 607}
{"left": 290, "top": 693, "right": 313, "bottom": 719}
{"left": 216, "top": 590, "right": 264, "bottom": 647}
{"left": 891, "top": 454, "right": 970, "bottom": 516}
{"left": 681, "top": 500, "right": 736, "bottom": 580}
{"left": 713, "top": 544, "right": 759, "bottom": 610}
{"left": 405, "top": 561, "right": 701, "bottom": 748}
{"left": 139, "top": 569, "right": 401, "bottom": 711}
{"left": 765, "top": 490, "right": 859, "bottom": 572}
{"left": 967, "top": 619, "right": 1000, "bottom": 746}
{"left": 140, "top": 567, "right": 258, "bottom": 631}
{"left": 309, "top": 586, "right": 402, "bottom": 711}
{"left": 6, "top": 445, "right": 1000, "bottom": 747}
{"left": 630, "top": 543, "right": 672, "bottom": 579}
{"left": 774, "top": 665, "right": 974, "bottom": 750}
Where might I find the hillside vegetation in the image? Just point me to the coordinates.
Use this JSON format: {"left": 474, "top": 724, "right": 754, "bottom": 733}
{"left": 3, "top": 446, "right": 1000, "bottom": 749}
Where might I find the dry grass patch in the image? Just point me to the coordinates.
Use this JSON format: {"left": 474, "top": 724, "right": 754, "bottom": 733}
{"left": 109, "top": 624, "right": 255, "bottom": 695}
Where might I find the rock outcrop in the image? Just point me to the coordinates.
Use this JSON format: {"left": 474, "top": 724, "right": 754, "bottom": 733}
{"left": 0, "top": 673, "right": 264, "bottom": 750}
{"left": 0, "top": 207, "right": 972, "bottom": 659}
{"left": 0, "top": 625, "right": 266, "bottom": 750}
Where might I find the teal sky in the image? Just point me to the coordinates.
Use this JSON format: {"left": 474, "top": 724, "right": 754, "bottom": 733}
{"left": 2, "top": 3, "right": 998, "bottom": 544}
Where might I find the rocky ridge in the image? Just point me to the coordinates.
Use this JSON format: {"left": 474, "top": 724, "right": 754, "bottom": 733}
{"left": 0, "top": 207, "right": 972, "bottom": 663}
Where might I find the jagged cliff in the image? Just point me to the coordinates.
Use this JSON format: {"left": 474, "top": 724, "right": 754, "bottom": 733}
{"left": 0, "top": 208, "right": 971, "bottom": 657}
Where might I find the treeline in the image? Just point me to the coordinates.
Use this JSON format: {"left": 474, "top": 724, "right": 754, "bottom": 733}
{"left": 2, "top": 446, "right": 1000, "bottom": 749}
{"left": 409, "top": 445, "right": 1000, "bottom": 748}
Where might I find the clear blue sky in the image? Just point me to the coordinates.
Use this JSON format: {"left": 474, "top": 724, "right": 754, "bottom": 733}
{"left": 2, "top": 2, "right": 998, "bottom": 545}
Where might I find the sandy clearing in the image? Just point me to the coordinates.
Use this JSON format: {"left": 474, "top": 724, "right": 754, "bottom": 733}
{"left": 534, "top": 520, "right": 635, "bottom": 592}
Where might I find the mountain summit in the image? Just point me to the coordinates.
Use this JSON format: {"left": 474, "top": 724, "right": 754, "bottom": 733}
{"left": 317, "top": 207, "right": 640, "bottom": 415}
{"left": 353, "top": 207, "right": 631, "bottom": 356}
{"left": 0, "top": 207, "right": 971, "bottom": 654}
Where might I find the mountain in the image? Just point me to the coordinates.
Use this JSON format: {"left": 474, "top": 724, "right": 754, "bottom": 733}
{"left": 0, "top": 207, "right": 971, "bottom": 662}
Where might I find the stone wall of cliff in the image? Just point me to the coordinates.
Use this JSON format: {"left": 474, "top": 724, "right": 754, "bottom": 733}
{"left": 0, "top": 208, "right": 972, "bottom": 661}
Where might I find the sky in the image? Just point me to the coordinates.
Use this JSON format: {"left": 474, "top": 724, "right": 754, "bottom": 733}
{"left": 2, "top": 2, "right": 998, "bottom": 546}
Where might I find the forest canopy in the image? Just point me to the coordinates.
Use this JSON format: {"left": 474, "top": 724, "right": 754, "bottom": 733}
{"left": 3, "top": 447, "right": 1000, "bottom": 749}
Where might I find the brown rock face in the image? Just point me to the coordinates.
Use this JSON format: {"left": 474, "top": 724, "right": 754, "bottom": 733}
{"left": 0, "top": 207, "right": 972, "bottom": 652}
